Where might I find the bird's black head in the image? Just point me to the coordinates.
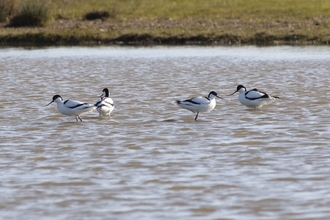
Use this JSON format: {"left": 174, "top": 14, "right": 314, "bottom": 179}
{"left": 209, "top": 91, "right": 218, "bottom": 97}
{"left": 102, "top": 88, "right": 109, "bottom": 97}
{"left": 208, "top": 91, "right": 223, "bottom": 99}
{"left": 52, "top": 94, "right": 62, "bottom": 101}
{"left": 228, "top": 85, "right": 246, "bottom": 96}
{"left": 236, "top": 85, "right": 246, "bottom": 91}
{"left": 46, "top": 95, "right": 62, "bottom": 106}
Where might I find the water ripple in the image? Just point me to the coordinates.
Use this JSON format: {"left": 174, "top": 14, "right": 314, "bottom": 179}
{"left": 1, "top": 46, "right": 330, "bottom": 219}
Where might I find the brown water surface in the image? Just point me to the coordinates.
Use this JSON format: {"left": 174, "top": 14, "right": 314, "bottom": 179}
{"left": 1, "top": 46, "right": 330, "bottom": 219}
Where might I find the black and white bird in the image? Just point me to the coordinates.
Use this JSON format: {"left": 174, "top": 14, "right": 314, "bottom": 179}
{"left": 176, "top": 91, "right": 222, "bottom": 121}
{"left": 46, "top": 95, "right": 96, "bottom": 121}
{"left": 229, "top": 85, "right": 279, "bottom": 109}
{"left": 95, "top": 88, "right": 114, "bottom": 118}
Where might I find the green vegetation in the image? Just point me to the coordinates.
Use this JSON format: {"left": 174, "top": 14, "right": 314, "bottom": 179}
{"left": 0, "top": 0, "right": 15, "bottom": 22}
{"left": 1, "top": 0, "right": 330, "bottom": 45}
{"left": 46, "top": 0, "right": 330, "bottom": 21}
{"left": 7, "top": 0, "right": 50, "bottom": 27}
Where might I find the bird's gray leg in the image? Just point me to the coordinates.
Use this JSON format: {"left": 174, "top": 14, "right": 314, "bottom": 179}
{"left": 77, "top": 115, "right": 83, "bottom": 121}
{"left": 195, "top": 112, "right": 200, "bottom": 121}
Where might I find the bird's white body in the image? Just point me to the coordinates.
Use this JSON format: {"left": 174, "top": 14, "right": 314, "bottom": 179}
{"left": 55, "top": 99, "right": 96, "bottom": 116}
{"left": 177, "top": 96, "right": 217, "bottom": 113}
{"left": 47, "top": 95, "right": 96, "bottom": 121}
{"left": 231, "top": 85, "right": 279, "bottom": 109}
{"left": 176, "top": 91, "right": 222, "bottom": 120}
{"left": 96, "top": 97, "right": 114, "bottom": 117}
{"left": 96, "top": 88, "right": 114, "bottom": 118}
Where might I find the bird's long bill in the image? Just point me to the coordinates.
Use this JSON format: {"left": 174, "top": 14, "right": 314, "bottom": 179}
{"left": 45, "top": 100, "right": 54, "bottom": 106}
{"left": 216, "top": 95, "right": 224, "bottom": 100}
{"left": 227, "top": 90, "right": 238, "bottom": 96}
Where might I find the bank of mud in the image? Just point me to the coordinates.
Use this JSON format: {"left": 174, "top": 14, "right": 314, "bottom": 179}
{"left": 1, "top": 18, "right": 329, "bottom": 46}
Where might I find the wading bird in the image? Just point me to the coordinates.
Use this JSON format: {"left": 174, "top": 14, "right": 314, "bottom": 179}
{"left": 228, "top": 85, "right": 279, "bottom": 109}
{"left": 46, "top": 95, "right": 96, "bottom": 121}
{"left": 176, "top": 91, "right": 222, "bottom": 121}
{"left": 95, "top": 88, "right": 115, "bottom": 118}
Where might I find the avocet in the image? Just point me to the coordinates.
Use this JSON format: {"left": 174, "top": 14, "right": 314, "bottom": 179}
{"left": 46, "top": 95, "right": 96, "bottom": 121}
{"left": 229, "top": 85, "right": 279, "bottom": 109}
{"left": 176, "top": 91, "right": 222, "bottom": 121}
{"left": 95, "top": 88, "right": 114, "bottom": 118}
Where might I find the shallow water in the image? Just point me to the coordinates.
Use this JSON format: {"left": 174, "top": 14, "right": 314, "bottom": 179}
{"left": 1, "top": 46, "right": 330, "bottom": 219}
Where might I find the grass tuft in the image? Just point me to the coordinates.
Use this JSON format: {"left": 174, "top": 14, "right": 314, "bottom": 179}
{"left": 83, "top": 10, "right": 110, "bottom": 21}
{"left": 7, "top": 0, "right": 49, "bottom": 27}
{"left": 1, "top": 0, "right": 330, "bottom": 45}
{"left": 0, "top": 0, "right": 16, "bottom": 22}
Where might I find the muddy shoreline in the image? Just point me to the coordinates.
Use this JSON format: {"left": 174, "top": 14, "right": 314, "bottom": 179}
{"left": 1, "top": 18, "right": 329, "bottom": 46}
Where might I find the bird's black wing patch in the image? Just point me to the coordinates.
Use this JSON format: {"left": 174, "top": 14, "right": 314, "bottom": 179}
{"left": 245, "top": 90, "right": 270, "bottom": 100}
{"left": 68, "top": 103, "right": 84, "bottom": 109}
{"left": 184, "top": 99, "right": 201, "bottom": 105}
{"left": 103, "top": 100, "right": 114, "bottom": 106}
